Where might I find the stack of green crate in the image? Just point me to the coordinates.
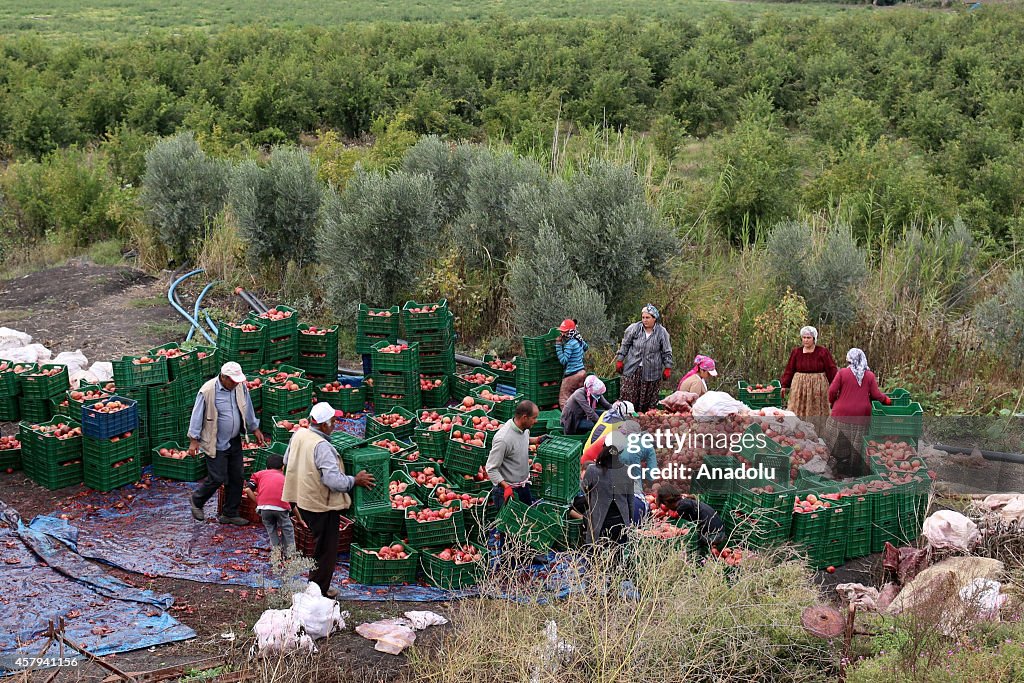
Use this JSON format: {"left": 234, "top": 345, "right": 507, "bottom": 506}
{"left": 246, "top": 305, "right": 299, "bottom": 366}
{"left": 147, "top": 375, "right": 193, "bottom": 453}
{"left": 868, "top": 388, "right": 923, "bottom": 440}
{"left": 0, "top": 430, "right": 22, "bottom": 471}
{"left": 190, "top": 345, "right": 219, "bottom": 381}
{"left": 691, "top": 454, "right": 740, "bottom": 513}
{"left": 865, "top": 475, "right": 917, "bottom": 552}
{"left": 356, "top": 304, "right": 401, "bottom": 356}
{"left": 217, "top": 318, "right": 267, "bottom": 374}
{"left": 739, "top": 423, "right": 795, "bottom": 486}
{"left": 263, "top": 377, "right": 313, "bottom": 420}
{"left": 470, "top": 385, "right": 523, "bottom": 421}
{"left": 737, "top": 380, "right": 783, "bottom": 409}
{"left": 599, "top": 376, "right": 620, "bottom": 402}
{"left": 0, "top": 362, "right": 34, "bottom": 422}
{"left": 726, "top": 482, "right": 796, "bottom": 550}
{"left": 536, "top": 436, "right": 583, "bottom": 504}
{"left": 441, "top": 410, "right": 493, "bottom": 477}
{"left": 370, "top": 340, "right": 421, "bottom": 411}
{"left": 412, "top": 409, "right": 459, "bottom": 462}
{"left": 20, "top": 364, "right": 70, "bottom": 425}
{"left": 517, "top": 329, "right": 563, "bottom": 410}
{"left": 20, "top": 418, "right": 84, "bottom": 490}
{"left": 296, "top": 323, "right": 339, "bottom": 381}
{"left": 496, "top": 498, "right": 562, "bottom": 552}
{"left": 790, "top": 488, "right": 850, "bottom": 570}
{"left": 83, "top": 432, "right": 141, "bottom": 491}
{"left": 402, "top": 300, "right": 456, "bottom": 387}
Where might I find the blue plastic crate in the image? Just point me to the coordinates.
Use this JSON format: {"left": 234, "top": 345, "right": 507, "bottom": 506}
{"left": 496, "top": 383, "right": 517, "bottom": 396}
{"left": 338, "top": 374, "right": 364, "bottom": 388}
{"left": 81, "top": 395, "right": 140, "bottom": 440}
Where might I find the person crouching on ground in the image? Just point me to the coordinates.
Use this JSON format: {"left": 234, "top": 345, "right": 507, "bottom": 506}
{"left": 244, "top": 453, "right": 296, "bottom": 561}
{"left": 486, "top": 400, "right": 550, "bottom": 510}
{"left": 282, "top": 402, "right": 375, "bottom": 599}
{"left": 187, "top": 361, "right": 266, "bottom": 525}
{"left": 655, "top": 484, "right": 726, "bottom": 549}
{"left": 561, "top": 375, "right": 612, "bottom": 436}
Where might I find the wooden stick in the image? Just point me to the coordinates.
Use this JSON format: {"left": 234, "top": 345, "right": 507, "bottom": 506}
{"left": 46, "top": 619, "right": 138, "bottom": 683}
{"left": 99, "top": 656, "right": 230, "bottom": 683}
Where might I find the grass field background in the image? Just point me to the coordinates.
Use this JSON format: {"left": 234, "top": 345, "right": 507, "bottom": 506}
{"left": 1, "top": 0, "right": 867, "bottom": 41}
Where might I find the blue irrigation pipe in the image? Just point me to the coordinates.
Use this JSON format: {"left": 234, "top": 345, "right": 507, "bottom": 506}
{"left": 187, "top": 279, "right": 219, "bottom": 342}
{"left": 168, "top": 269, "right": 216, "bottom": 345}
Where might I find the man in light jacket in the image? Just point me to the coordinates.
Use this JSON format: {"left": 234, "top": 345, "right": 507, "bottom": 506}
{"left": 187, "top": 362, "right": 265, "bottom": 526}
{"left": 485, "top": 400, "right": 549, "bottom": 510}
{"left": 282, "top": 402, "right": 374, "bottom": 598}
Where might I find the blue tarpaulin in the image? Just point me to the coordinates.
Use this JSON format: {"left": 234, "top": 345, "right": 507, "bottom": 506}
{"left": 0, "top": 502, "right": 194, "bottom": 675}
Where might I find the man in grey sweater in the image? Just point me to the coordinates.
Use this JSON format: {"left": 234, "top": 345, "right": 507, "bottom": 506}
{"left": 485, "top": 400, "right": 549, "bottom": 510}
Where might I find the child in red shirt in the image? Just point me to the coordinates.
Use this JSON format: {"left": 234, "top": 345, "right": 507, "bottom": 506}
{"left": 245, "top": 454, "right": 295, "bottom": 560}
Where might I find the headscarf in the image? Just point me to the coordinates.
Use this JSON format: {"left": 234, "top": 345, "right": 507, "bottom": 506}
{"left": 846, "top": 348, "right": 869, "bottom": 386}
{"left": 680, "top": 354, "right": 711, "bottom": 384}
{"left": 605, "top": 400, "right": 636, "bottom": 422}
{"left": 584, "top": 375, "right": 606, "bottom": 405}
{"left": 642, "top": 304, "right": 660, "bottom": 322}
{"left": 800, "top": 326, "right": 818, "bottom": 342}
{"left": 564, "top": 326, "right": 586, "bottom": 347}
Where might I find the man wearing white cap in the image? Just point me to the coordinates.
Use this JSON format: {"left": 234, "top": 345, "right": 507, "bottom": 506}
{"left": 282, "top": 402, "right": 375, "bottom": 598}
{"left": 187, "top": 361, "right": 266, "bottom": 525}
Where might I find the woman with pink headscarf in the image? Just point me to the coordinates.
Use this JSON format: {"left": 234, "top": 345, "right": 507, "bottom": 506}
{"left": 560, "top": 375, "right": 612, "bottom": 436}
{"left": 676, "top": 355, "right": 718, "bottom": 398}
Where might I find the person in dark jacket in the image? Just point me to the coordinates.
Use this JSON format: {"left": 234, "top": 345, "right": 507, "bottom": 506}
{"left": 556, "top": 319, "right": 589, "bottom": 409}
{"left": 656, "top": 484, "right": 726, "bottom": 549}
{"left": 561, "top": 375, "right": 612, "bottom": 436}
{"left": 615, "top": 304, "right": 673, "bottom": 412}
{"left": 581, "top": 431, "right": 634, "bottom": 545}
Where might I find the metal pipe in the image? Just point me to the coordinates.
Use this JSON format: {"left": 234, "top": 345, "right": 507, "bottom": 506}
{"left": 168, "top": 269, "right": 215, "bottom": 345}
{"left": 455, "top": 353, "right": 482, "bottom": 367}
{"left": 245, "top": 290, "right": 270, "bottom": 314}
{"left": 187, "top": 279, "right": 219, "bottom": 342}
{"left": 934, "top": 443, "right": 1024, "bottom": 466}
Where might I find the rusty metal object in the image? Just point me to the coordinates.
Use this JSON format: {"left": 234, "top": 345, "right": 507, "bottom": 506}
{"left": 801, "top": 604, "right": 845, "bottom": 638}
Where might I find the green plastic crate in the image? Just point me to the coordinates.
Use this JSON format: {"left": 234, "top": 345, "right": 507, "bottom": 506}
{"left": 0, "top": 446, "right": 23, "bottom": 471}
{"left": 247, "top": 305, "right": 298, "bottom": 338}
{"left": 726, "top": 482, "right": 795, "bottom": 548}
{"left": 401, "top": 299, "right": 451, "bottom": 331}
{"left": 365, "top": 407, "right": 417, "bottom": 441}
{"left": 791, "top": 494, "right": 850, "bottom": 570}
{"left": 599, "top": 376, "right": 620, "bottom": 402}
{"left": 297, "top": 323, "right": 339, "bottom": 353}
{"left": 404, "top": 502, "right": 467, "bottom": 548}
{"left": 352, "top": 525, "right": 395, "bottom": 551}
{"left": 371, "top": 340, "right": 421, "bottom": 374}
{"left": 356, "top": 332, "right": 394, "bottom": 355}
{"left": 357, "top": 304, "right": 401, "bottom": 337}
{"left": 113, "top": 356, "right": 170, "bottom": 388}
{"left": 420, "top": 375, "right": 450, "bottom": 409}
{"left": 19, "top": 364, "right": 70, "bottom": 400}
{"left": 217, "top": 318, "right": 268, "bottom": 352}
{"left": 1, "top": 395, "right": 21, "bottom": 420}
{"left": 372, "top": 389, "right": 422, "bottom": 413}
{"left": 885, "top": 388, "right": 912, "bottom": 407}
{"left": 418, "top": 346, "right": 456, "bottom": 375}
{"left": 365, "top": 431, "right": 418, "bottom": 461}
{"left": 83, "top": 433, "right": 141, "bottom": 466}
{"left": 20, "top": 397, "right": 54, "bottom": 424}
{"left": 869, "top": 402, "right": 924, "bottom": 439}
{"left": 0, "top": 362, "right": 36, "bottom": 397}
{"left": 264, "top": 337, "right": 298, "bottom": 365}
{"left": 29, "top": 459, "right": 84, "bottom": 490}
{"left": 263, "top": 377, "right": 313, "bottom": 418}
{"left": 481, "top": 355, "right": 518, "bottom": 384}
{"left": 315, "top": 381, "right": 365, "bottom": 413}
{"left": 496, "top": 498, "right": 561, "bottom": 552}
{"left": 371, "top": 371, "right": 420, "bottom": 395}
{"left": 521, "top": 328, "right": 560, "bottom": 361}
{"left": 691, "top": 455, "right": 740, "bottom": 496}
{"left": 515, "top": 357, "right": 564, "bottom": 385}
{"left": 349, "top": 541, "right": 419, "bottom": 585}
{"left": 148, "top": 342, "right": 201, "bottom": 381}
{"left": 355, "top": 505, "right": 405, "bottom": 535}
{"left": 19, "top": 418, "right": 83, "bottom": 464}
{"left": 537, "top": 436, "right": 583, "bottom": 504}
{"left": 294, "top": 353, "right": 337, "bottom": 378}
{"left": 342, "top": 444, "right": 392, "bottom": 512}
{"left": 420, "top": 542, "right": 488, "bottom": 589}
{"left": 152, "top": 445, "right": 208, "bottom": 481}
{"left": 470, "top": 385, "right": 522, "bottom": 421}
{"left": 192, "top": 345, "right": 220, "bottom": 379}
{"left": 83, "top": 455, "right": 140, "bottom": 492}
{"left": 737, "top": 380, "right": 783, "bottom": 408}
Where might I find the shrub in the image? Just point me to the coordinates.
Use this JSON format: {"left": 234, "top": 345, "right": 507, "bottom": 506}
{"left": 228, "top": 145, "right": 323, "bottom": 268}
{"left": 401, "top": 136, "right": 485, "bottom": 226}
{"left": 6, "top": 86, "right": 81, "bottom": 158}
{"left": 140, "top": 132, "right": 230, "bottom": 262}
{"left": 803, "top": 90, "right": 886, "bottom": 148}
{"left": 318, "top": 168, "right": 439, "bottom": 313}
{"left": 973, "top": 267, "right": 1024, "bottom": 365}
{"left": 765, "top": 218, "right": 867, "bottom": 325}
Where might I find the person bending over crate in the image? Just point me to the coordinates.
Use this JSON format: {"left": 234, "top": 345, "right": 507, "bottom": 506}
{"left": 187, "top": 362, "right": 267, "bottom": 526}
{"left": 486, "top": 400, "right": 550, "bottom": 511}
{"left": 244, "top": 453, "right": 296, "bottom": 561}
{"left": 655, "top": 484, "right": 726, "bottom": 549}
{"left": 282, "top": 402, "right": 375, "bottom": 599}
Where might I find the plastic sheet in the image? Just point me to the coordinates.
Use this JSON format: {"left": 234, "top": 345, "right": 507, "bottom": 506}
{"left": 0, "top": 521, "right": 194, "bottom": 673}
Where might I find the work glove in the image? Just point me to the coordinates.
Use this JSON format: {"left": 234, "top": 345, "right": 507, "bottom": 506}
{"left": 502, "top": 484, "right": 514, "bottom": 503}
{"left": 615, "top": 360, "right": 624, "bottom": 374}
{"left": 663, "top": 368, "right": 672, "bottom": 381}
{"left": 883, "top": 395, "right": 893, "bottom": 406}
{"left": 537, "top": 434, "right": 551, "bottom": 445}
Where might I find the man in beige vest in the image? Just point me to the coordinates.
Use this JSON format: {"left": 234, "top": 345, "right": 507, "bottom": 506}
{"left": 283, "top": 402, "right": 374, "bottom": 598}
{"left": 186, "top": 362, "right": 266, "bottom": 525}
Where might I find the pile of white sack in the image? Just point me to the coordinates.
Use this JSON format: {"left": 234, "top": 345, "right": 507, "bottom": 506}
{"left": 0, "top": 327, "right": 112, "bottom": 387}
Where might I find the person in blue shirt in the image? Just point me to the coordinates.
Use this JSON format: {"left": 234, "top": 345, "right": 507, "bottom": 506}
{"left": 186, "top": 362, "right": 265, "bottom": 526}
{"left": 556, "top": 319, "right": 589, "bottom": 409}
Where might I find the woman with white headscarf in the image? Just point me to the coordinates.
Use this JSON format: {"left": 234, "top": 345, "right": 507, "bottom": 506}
{"left": 779, "top": 325, "right": 838, "bottom": 435}
{"left": 615, "top": 303, "right": 674, "bottom": 412}
{"left": 824, "top": 348, "right": 891, "bottom": 477}
{"left": 561, "top": 375, "right": 612, "bottom": 435}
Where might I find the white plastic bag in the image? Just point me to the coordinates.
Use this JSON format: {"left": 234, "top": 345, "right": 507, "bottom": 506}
{"left": 959, "top": 578, "right": 1006, "bottom": 620}
{"left": 0, "top": 328, "right": 31, "bottom": 351}
{"left": 53, "top": 350, "right": 89, "bottom": 376}
{"left": 252, "top": 608, "right": 316, "bottom": 656}
{"left": 403, "top": 611, "right": 448, "bottom": 630}
{"left": 27, "top": 344, "right": 51, "bottom": 362}
{"left": 355, "top": 621, "right": 417, "bottom": 655}
{"left": 922, "top": 510, "right": 980, "bottom": 551}
{"left": 87, "top": 362, "right": 114, "bottom": 382}
{"left": 691, "top": 391, "right": 748, "bottom": 418}
{"left": 291, "top": 582, "right": 345, "bottom": 640}
{"left": 69, "top": 370, "right": 100, "bottom": 390}
{"left": 980, "top": 493, "right": 1024, "bottom": 524}
{"left": 0, "top": 346, "right": 39, "bottom": 364}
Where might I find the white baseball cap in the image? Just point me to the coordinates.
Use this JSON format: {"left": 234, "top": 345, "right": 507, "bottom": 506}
{"left": 220, "top": 361, "right": 246, "bottom": 383}
{"left": 310, "top": 402, "right": 336, "bottom": 424}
